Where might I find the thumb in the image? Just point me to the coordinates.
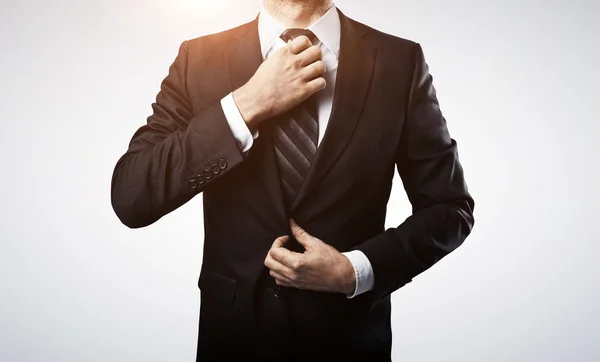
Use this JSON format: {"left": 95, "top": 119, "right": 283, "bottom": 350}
{"left": 272, "top": 235, "right": 290, "bottom": 249}
{"left": 290, "top": 219, "right": 314, "bottom": 249}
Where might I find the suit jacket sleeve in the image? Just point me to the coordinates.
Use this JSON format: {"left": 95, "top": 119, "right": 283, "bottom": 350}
{"left": 354, "top": 43, "right": 475, "bottom": 301}
{"left": 111, "top": 40, "right": 244, "bottom": 228}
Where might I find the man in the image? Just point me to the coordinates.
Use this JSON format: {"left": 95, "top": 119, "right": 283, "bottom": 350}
{"left": 111, "top": 0, "right": 475, "bottom": 361}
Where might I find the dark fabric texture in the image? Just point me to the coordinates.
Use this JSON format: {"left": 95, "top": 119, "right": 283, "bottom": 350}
{"left": 111, "top": 8, "right": 475, "bottom": 362}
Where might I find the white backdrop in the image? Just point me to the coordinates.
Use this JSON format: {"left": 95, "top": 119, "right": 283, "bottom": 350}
{"left": 1, "top": 0, "right": 599, "bottom": 361}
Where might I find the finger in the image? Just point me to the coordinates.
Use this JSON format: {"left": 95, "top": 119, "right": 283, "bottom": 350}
{"left": 269, "top": 269, "right": 294, "bottom": 285}
{"left": 275, "top": 278, "right": 294, "bottom": 287}
{"left": 271, "top": 235, "right": 290, "bottom": 249}
{"left": 300, "top": 60, "right": 326, "bottom": 81}
{"left": 288, "top": 35, "right": 313, "bottom": 55}
{"left": 289, "top": 219, "right": 315, "bottom": 249}
{"left": 296, "top": 45, "right": 322, "bottom": 67}
{"left": 270, "top": 246, "right": 303, "bottom": 271}
{"left": 305, "top": 77, "right": 327, "bottom": 95}
{"left": 264, "top": 252, "right": 295, "bottom": 277}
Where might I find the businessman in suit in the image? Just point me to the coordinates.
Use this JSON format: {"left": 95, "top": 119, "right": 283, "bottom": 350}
{"left": 111, "top": 0, "right": 475, "bottom": 361}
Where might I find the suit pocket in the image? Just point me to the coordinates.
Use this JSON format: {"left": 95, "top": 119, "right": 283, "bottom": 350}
{"left": 198, "top": 269, "right": 236, "bottom": 306}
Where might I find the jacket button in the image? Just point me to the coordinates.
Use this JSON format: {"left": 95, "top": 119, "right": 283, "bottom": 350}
{"left": 197, "top": 175, "right": 205, "bottom": 185}
{"left": 218, "top": 159, "right": 227, "bottom": 170}
{"left": 273, "top": 287, "right": 282, "bottom": 299}
{"left": 188, "top": 179, "right": 198, "bottom": 189}
{"left": 203, "top": 170, "right": 212, "bottom": 179}
{"left": 211, "top": 165, "right": 220, "bottom": 175}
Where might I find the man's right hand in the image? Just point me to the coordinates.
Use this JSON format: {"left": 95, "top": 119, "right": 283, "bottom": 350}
{"left": 232, "top": 35, "right": 327, "bottom": 130}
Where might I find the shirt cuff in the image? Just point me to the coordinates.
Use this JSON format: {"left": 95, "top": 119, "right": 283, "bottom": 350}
{"left": 342, "top": 250, "right": 375, "bottom": 299}
{"left": 220, "top": 92, "right": 259, "bottom": 153}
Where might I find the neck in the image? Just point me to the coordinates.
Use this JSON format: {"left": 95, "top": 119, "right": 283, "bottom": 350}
{"left": 263, "top": 0, "right": 333, "bottom": 28}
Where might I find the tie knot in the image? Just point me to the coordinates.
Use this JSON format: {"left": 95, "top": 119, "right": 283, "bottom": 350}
{"left": 280, "top": 28, "right": 318, "bottom": 44}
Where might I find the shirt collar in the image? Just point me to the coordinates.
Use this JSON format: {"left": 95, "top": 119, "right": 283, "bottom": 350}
{"left": 258, "top": 4, "right": 341, "bottom": 59}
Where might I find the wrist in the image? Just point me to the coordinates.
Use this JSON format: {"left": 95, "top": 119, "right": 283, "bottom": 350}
{"left": 232, "top": 86, "right": 264, "bottom": 130}
{"left": 339, "top": 255, "right": 357, "bottom": 295}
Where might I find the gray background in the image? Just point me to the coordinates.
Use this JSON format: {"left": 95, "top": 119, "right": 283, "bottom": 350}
{"left": 1, "top": 0, "right": 598, "bottom": 361}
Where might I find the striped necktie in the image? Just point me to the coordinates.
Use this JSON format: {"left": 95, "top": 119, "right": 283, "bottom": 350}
{"left": 272, "top": 28, "right": 320, "bottom": 209}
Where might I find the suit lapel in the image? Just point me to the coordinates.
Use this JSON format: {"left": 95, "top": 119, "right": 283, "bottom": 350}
{"left": 291, "top": 12, "right": 377, "bottom": 212}
{"left": 223, "top": 12, "right": 378, "bottom": 227}
{"left": 225, "top": 18, "right": 288, "bottom": 231}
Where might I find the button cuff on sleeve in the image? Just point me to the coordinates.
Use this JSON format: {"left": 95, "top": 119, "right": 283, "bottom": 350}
{"left": 342, "top": 250, "right": 375, "bottom": 299}
{"left": 220, "top": 93, "right": 259, "bottom": 153}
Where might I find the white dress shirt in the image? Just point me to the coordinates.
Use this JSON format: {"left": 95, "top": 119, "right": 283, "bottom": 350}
{"left": 219, "top": 5, "right": 374, "bottom": 298}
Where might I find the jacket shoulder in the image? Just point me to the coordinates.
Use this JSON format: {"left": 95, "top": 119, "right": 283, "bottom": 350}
{"left": 350, "top": 18, "right": 419, "bottom": 53}
{"left": 184, "top": 20, "right": 256, "bottom": 56}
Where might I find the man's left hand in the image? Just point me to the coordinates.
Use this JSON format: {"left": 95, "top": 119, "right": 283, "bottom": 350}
{"left": 264, "top": 219, "right": 356, "bottom": 295}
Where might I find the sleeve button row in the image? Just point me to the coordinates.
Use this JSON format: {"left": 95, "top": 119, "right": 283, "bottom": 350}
{"left": 188, "top": 179, "right": 198, "bottom": 189}
{"left": 188, "top": 158, "right": 228, "bottom": 189}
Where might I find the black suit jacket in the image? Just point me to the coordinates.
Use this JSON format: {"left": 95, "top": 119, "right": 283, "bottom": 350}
{"left": 111, "top": 9, "right": 474, "bottom": 362}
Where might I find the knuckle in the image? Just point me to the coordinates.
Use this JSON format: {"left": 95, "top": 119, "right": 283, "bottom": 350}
{"left": 297, "top": 259, "right": 306, "bottom": 270}
{"left": 291, "top": 78, "right": 302, "bottom": 89}
{"left": 284, "top": 60, "right": 294, "bottom": 72}
{"left": 288, "top": 58, "right": 300, "bottom": 70}
{"left": 291, "top": 260, "right": 302, "bottom": 271}
{"left": 313, "top": 46, "right": 322, "bottom": 57}
{"left": 317, "top": 61, "right": 326, "bottom": 73}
